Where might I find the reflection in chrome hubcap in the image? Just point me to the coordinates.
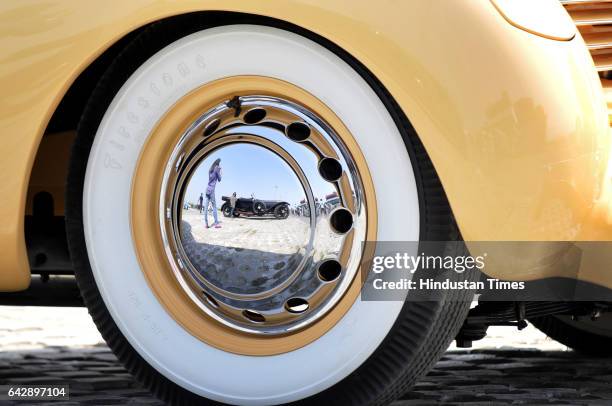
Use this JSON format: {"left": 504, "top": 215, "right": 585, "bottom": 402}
{"left": 159, "top": 96, "right": 366, "bottom": 335}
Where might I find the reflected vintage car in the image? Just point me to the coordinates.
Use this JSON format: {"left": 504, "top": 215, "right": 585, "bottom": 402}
{"left": 220, "top": 195, "right": 290, "bottom": 219}
{"left": 2, "top": 1, "right": 612, "bottom": 405}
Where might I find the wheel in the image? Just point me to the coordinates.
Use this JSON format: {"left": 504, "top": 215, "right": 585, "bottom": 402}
{"left": 274, "top": 204, "right": 289, "bottom": 219}
{"left": 531, "top": 313, "right": 612, "bottom": 356}
{"left": 65, "top": 15, "right": 471, "bottom": 406}
{"left": 252, "top": 200, "right": 266, "bottom": 215}
{"left": 221, "top": 203, "right": 231, "bottom": 218}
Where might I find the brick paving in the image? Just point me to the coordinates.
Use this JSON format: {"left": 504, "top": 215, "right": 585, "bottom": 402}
{"left": 180, "top": 210, "right": 341, "bottom": 296}
{"left": 1, "top": 306, "right": 611, "bottom": 405}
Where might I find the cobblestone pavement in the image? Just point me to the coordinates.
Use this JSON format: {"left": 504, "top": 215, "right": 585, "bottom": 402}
{"left": 1, "top": 306, "right": 611, "bottom": 405}
{"left": 181, "top": 209, "right": 342, "bottom": 297}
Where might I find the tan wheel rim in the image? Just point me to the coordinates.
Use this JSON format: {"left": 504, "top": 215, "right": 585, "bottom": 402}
{"left": 131, "top": 76, "right": 377, "bottom": 355}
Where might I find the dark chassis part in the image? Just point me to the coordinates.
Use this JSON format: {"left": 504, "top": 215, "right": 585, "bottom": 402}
{"left": 25, "top": 192, "right": 73, "bottom": 276}
{"left": 456, "top": 300, "right": 612, "bottom": 348}
{"left": 0, "top": 275, "right": 83, "bottom": 307}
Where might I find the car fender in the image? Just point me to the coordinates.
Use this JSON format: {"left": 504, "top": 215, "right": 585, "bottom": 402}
{"left": 0, "top": 0, "right": 609, "bottom": 290}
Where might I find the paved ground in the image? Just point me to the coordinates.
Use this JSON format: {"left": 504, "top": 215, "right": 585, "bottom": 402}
{"left": 181, "top": 210, "right": 311, "bottom": 295}
{"left": 0, "top": 306, "right": 611, "bottom": 405}
{"left": 180, "top": 209, "right": 345, "bottom": 308}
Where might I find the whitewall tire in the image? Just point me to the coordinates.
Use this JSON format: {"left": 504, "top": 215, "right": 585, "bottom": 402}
{"left": 66, "top": 14, "right": 471, "bottom": 406}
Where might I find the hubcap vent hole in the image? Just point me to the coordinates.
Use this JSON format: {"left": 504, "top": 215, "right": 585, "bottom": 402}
{"left": 318, "top": 260, "right": 342, "bottom": 282}
{"left": 243, "top": 108, "right": 267, "bottom": 124}
{"left": 330, "top": 208, "right": 353, "bottom": 234}
{"left": 243, "top": 309, "right": 266, "bottom": 323}
{"left": 285, "top": 298, "right": 309, "bottom": 314}
{"left": 319, "top": 157, "right": 343, "bottom": 182}
{"left": 202, "top": 291, "right": 219, "bottom": 308}
{"left": 203, "top": 119, "right": 221, "bottom": 137}
{"left": 286, "top": 122, "right": 311, "bottom": 142}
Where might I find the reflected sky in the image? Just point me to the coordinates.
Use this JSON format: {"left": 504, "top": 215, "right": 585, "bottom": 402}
{"left": 183, "top": 127, "right": 336, "bottom": 207}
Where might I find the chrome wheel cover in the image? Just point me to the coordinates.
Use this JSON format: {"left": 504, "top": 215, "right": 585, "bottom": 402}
{"left": 159, "top": 95, "right": 367, "bottom": 335}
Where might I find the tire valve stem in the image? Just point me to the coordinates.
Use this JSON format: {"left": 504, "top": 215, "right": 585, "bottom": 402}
{"left": 226, "top": 96, "right": 242, "bottom": 117}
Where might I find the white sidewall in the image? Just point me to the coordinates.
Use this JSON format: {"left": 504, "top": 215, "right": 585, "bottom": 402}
{"left": 83, "top": 25, "right": 420, "bottom": 405}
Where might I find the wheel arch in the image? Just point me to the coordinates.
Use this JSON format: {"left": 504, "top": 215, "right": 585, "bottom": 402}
{"left": 29, "top": 10, "right": 427, "bottom": 214}
{"left": 27, "top": 10, "right": 433, "bottom": 222}
{"left": 20, "top": 9, "right": 438, "bottom": 292}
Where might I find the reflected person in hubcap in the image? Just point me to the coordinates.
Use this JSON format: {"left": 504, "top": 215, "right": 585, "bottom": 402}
{"left": 203, "top": 158, "right": 222, "bottom": 229}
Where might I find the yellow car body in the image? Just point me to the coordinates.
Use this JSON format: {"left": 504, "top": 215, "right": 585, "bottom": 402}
{"left": 1, "top": 0, "right": 611, "bottom": 291}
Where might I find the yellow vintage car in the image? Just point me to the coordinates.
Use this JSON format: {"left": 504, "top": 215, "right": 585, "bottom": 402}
{"left": 2, "top": 0, "right": 612, "bottom": 404}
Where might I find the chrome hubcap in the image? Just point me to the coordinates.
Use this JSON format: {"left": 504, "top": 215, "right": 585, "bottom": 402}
{"left": 160, "top": 96, "right": 367, "bottom": 335}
